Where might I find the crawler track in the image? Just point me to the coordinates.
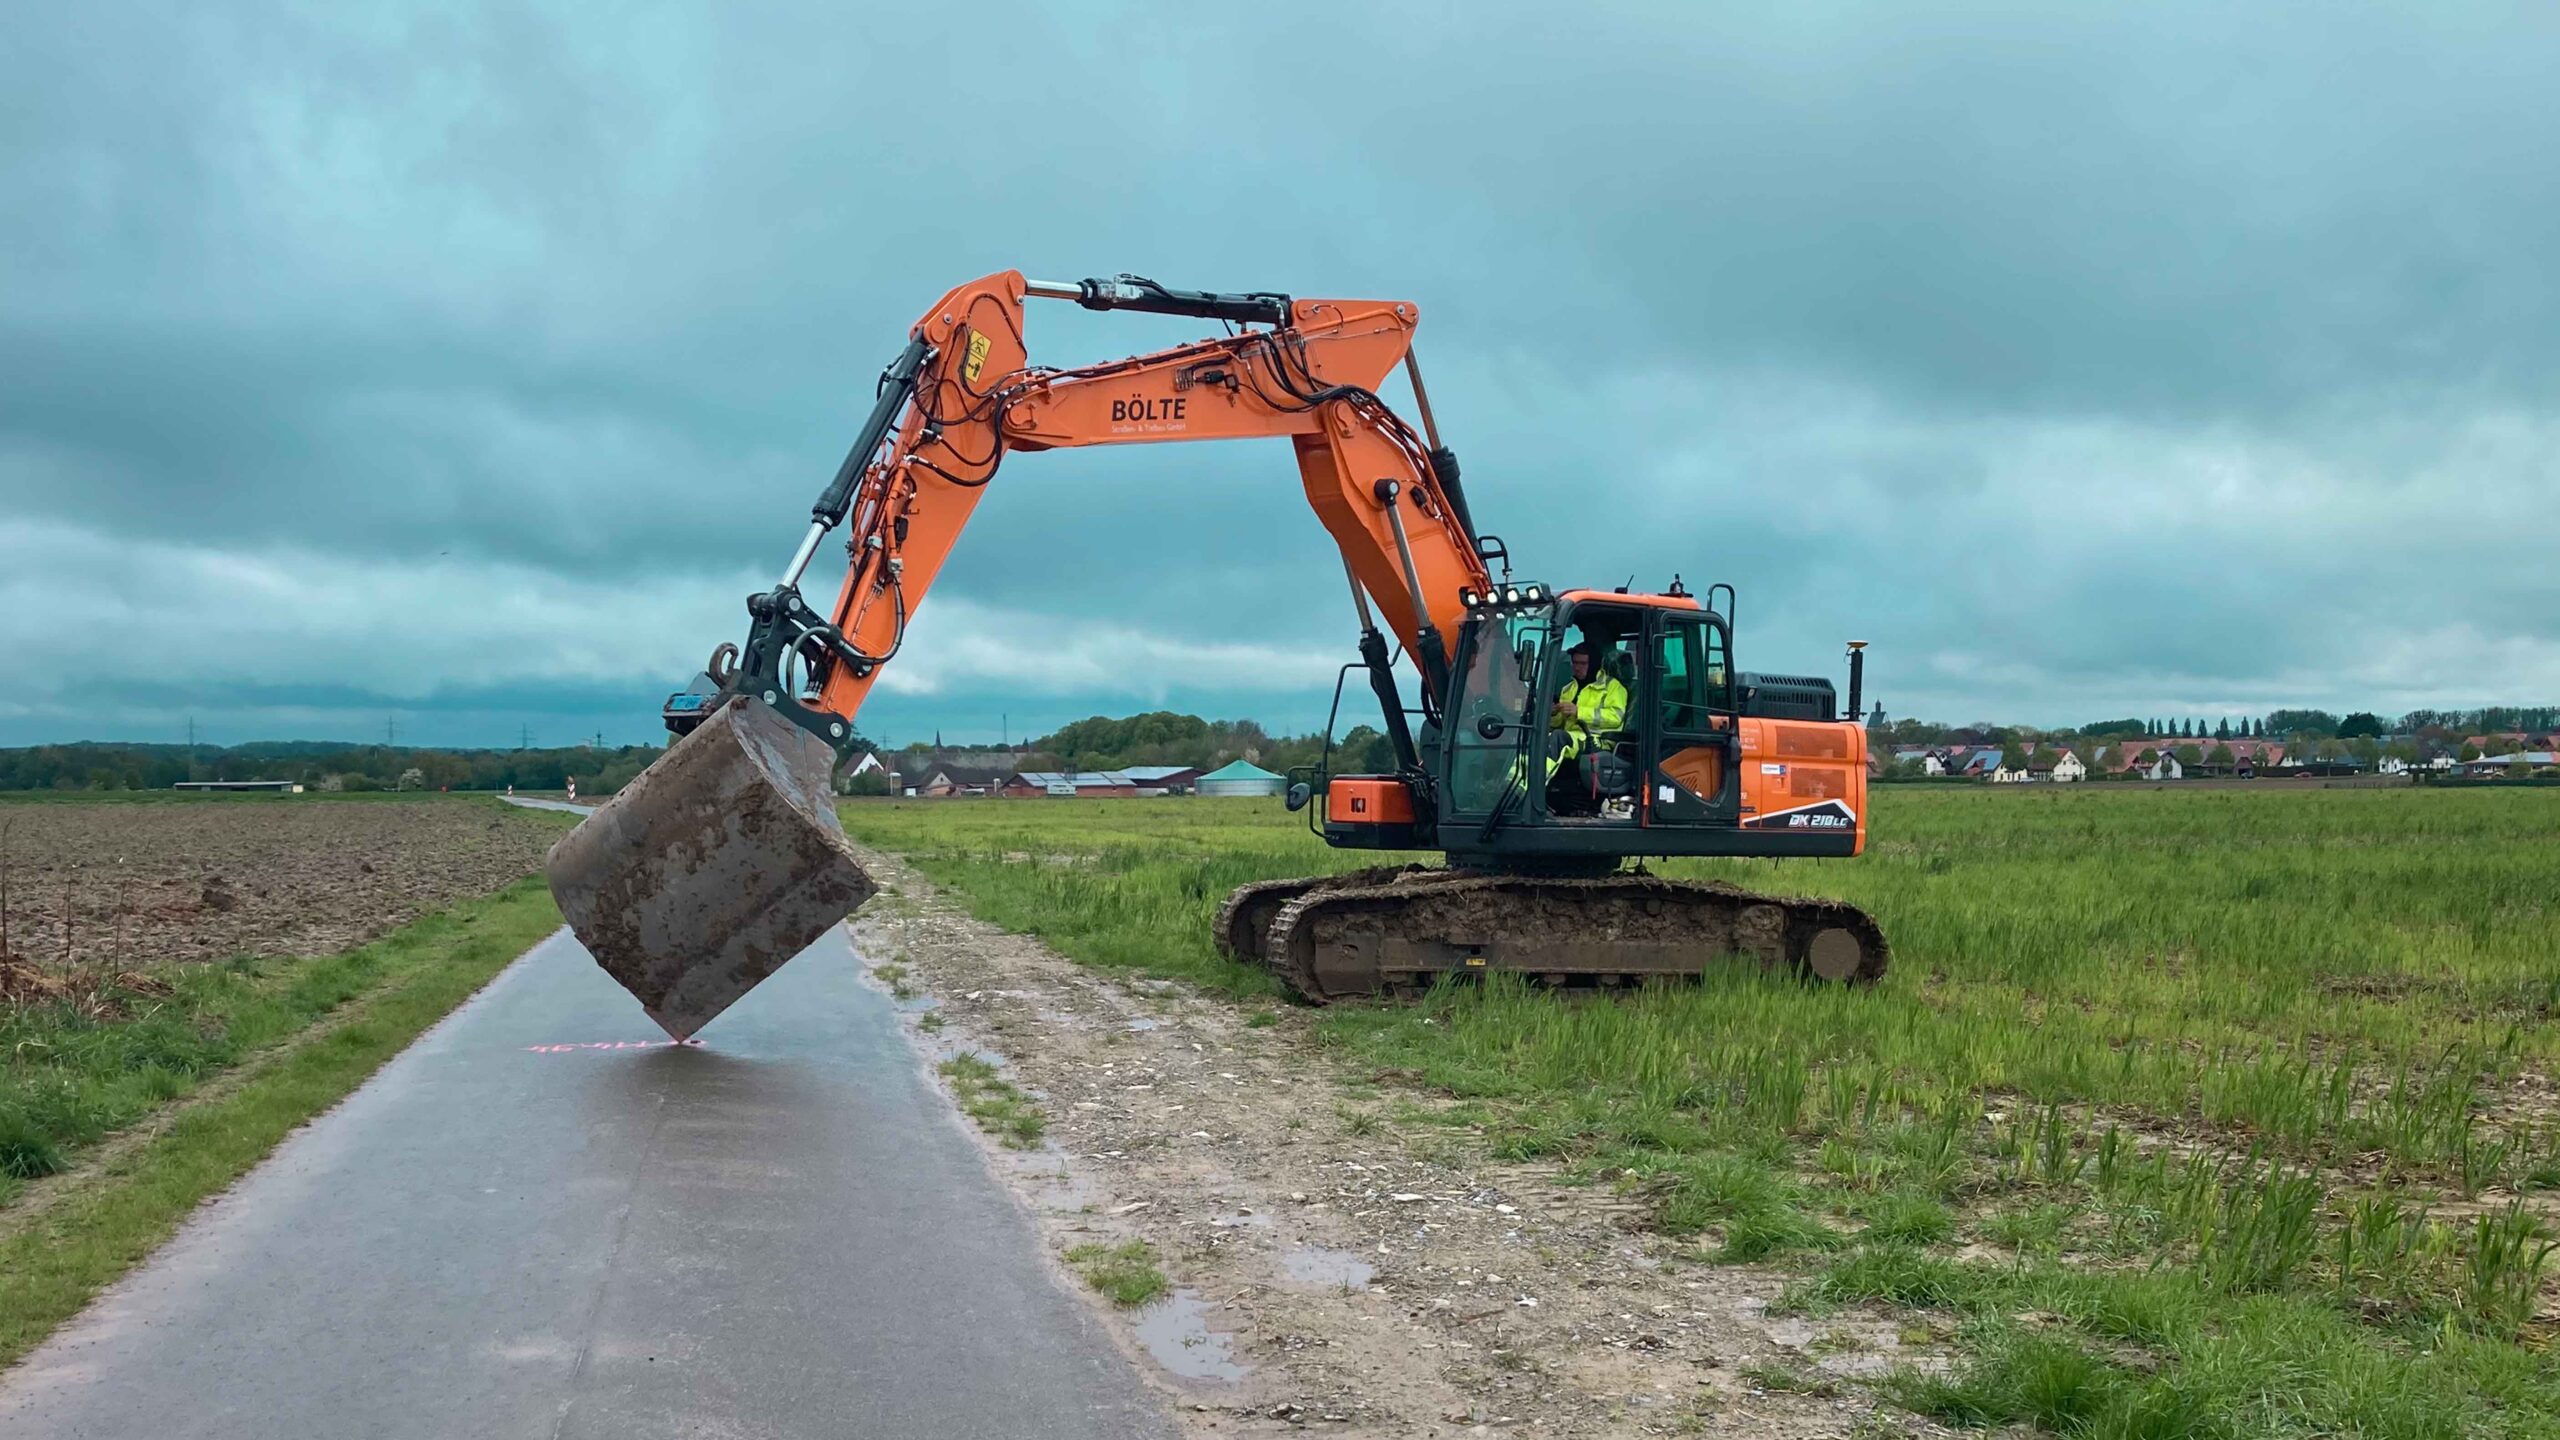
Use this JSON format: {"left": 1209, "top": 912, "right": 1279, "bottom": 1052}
{"left": 1219, "top": 868, "right": 1887, "bottom": 1003}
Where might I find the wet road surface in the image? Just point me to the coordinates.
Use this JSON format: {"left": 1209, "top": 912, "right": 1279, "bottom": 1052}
{"left": 0, "top": 925, "right": 1177, "bottom": 1440}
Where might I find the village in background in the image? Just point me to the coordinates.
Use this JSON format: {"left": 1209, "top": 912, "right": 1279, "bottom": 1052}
{"left": 1866, "top": 705, "right": 2560, "bottom": 785}
{"left": 4, "top": 704, "right": 2557, "bottom": 798}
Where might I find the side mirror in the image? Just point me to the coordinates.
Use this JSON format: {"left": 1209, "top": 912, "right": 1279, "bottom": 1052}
{"left": 1284, "top": 782, "right": 1312, "bottom": 812}
{"left": 1475, "top": 714, "right": 1508, "bottom": 741}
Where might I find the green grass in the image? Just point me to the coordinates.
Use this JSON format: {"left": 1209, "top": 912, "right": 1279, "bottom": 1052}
{"left": 2, "top": 908, "right": 492, "bottom": 1189}
{"left": 0, "top": 877, "right": 562, "bottom": 1368}
{"left": 843, "top": 788, "right": 2560, "bottom": 1435}
{"left": 1064, "top": 1239, "right": 1170, "bottom": 1307}
{"left": 939, "top": 1053, "right": 1048, "bottom": 1149}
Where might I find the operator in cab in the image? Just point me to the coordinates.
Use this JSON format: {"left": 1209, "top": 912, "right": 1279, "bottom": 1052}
{"left": 1546, "top": 638, "right": 1629, "bottom": 811}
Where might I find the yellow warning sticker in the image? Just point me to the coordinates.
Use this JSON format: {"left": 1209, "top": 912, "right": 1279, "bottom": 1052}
{"left": 962, "top": 330, "right": 992, "bottom": 383}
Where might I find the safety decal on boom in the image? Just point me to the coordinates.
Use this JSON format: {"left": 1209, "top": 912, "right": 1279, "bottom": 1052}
{"left": 1741, "top": 799, "right": 1858, "bottom": 831}
{"left": 963, "top": 330, "right": 993, "bottom": 383}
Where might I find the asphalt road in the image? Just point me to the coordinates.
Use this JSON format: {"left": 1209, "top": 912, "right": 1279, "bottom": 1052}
{"left": 0, "top": 924, "right": 1177, "bottom": 1440}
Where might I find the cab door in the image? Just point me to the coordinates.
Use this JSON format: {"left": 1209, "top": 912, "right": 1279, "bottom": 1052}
{"left": 1643, "top": 611, "right": 1740, "bottom": 827}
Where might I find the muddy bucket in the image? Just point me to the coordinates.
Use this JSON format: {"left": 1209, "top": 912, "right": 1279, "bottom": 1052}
{"left": 544, "top": 697, "right": 875, "bottom": 1038}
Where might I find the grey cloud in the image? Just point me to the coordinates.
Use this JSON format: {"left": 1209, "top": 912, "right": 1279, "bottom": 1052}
{"left": 3, "top": 1, "right": 2557, "bottom": 745}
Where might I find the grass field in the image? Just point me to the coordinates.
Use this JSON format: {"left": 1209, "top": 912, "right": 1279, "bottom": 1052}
{"left": 841, "top": 787, "right": 2560, "bottom": 1438}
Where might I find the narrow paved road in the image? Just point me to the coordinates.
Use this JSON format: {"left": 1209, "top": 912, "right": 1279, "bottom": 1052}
{"left": 0, "top": 924, "right": 1176, "bottom": 1440}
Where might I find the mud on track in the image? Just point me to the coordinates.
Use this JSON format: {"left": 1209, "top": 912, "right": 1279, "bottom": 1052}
{"left": 0, "top": 798, "right": 564, "bottom": 978}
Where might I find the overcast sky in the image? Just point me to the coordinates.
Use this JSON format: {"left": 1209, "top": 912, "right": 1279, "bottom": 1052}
{"left": 5, "top": 3, "right": 2556, "bottom": 749}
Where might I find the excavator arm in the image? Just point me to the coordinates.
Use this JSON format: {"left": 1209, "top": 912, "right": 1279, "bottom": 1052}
{"left": 717, "top": 272, "right": 1497, "bottom": 766}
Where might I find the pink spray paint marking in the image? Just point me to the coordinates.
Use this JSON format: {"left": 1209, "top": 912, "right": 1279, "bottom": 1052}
{"left": 524, "top": 1039, "right": 707, "bottom": 1054}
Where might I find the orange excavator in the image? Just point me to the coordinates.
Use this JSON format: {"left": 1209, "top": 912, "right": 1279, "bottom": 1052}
{"left": 546, "top": 273, "right": 1887, "bottom": 1038}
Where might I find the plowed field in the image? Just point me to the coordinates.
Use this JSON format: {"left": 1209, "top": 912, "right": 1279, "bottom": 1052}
{"left": 0, "top": 797, "right": 565, "bottom": 976}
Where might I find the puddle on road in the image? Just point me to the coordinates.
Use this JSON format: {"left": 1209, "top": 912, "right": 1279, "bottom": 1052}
{"left": 1278, "top": 1244, "right": 1375, "bottom": 1290}
{"left": 1131, "top": 1289, "right": 1246, "bottom": 1382}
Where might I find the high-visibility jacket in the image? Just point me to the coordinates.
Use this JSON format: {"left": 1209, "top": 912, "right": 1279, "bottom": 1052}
{"left": 1551, "top": 672, "right": 1629, "bottom": 768}
{"left": 1560, "top": 673, "right": 1629, "bottom": 746}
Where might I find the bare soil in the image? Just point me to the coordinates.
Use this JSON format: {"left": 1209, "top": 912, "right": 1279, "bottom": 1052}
{"left": 0, "top": 798, "right": 563, "bottom": 982}
{"left": 847, "top": 840, "right": 1943, "bottom": 1439}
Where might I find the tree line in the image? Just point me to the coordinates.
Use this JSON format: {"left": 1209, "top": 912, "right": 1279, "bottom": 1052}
{"left": 0, "top": 741, "right": 666, "bottom": 795}
{"left": 896, "top": 710, "right": 1393, "bottom": 779}
{"left": 1876, "top": 704, "right": 2555, "bottom": 753}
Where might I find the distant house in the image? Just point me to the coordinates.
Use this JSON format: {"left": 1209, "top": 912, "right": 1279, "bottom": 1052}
{"left": 2463, "top": 734, "right": 2529, "bottom": 756}
{"left": 1118, "top": 765, "right": 1202, "bottom": 795}
{"left": 2049, "top": 749, "right": 2086, "bottom": 782}
{"left": 1891, "top": 747, "right": 1944, "bottom": 777}
{"left": 919, "top": 764, "right": 1009, "bottom": 797}
{"left": 2227, "top": 739, "right": 2286, "bottom": 766}
{"left": 2468, "top": 751, "right": 2560, "bottom": 776}
{"left": 1007, "top": 770, "right": 1140, "bottom": 797}
{"left": 834, "top": 750, "right": 891, "bottom": 794}
{"left": 1990, "top": 756, "right": 2031, "bottom": 783}
{"left": 2142, "top": 752, "right": 2184, "bottom": 781}
{"left": 1954, "top": 748, "right": 2003, "bottom": 779}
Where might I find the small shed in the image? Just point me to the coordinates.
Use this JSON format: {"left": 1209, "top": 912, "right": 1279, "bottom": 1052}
{"left": 1196, "top": 760, "right": 1286, "bottom": 797}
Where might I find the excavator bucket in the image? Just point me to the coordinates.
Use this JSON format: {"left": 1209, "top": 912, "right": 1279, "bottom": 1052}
{"left": 543, "top": 697, "right": 875, "bottom": 1039}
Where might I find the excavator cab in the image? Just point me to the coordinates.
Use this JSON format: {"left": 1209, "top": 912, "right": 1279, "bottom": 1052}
{"left": 1312, "top": 582, "right": 1866, "bottom": 870}
{"left": 1434, "top": 588, "right": 1713, "bottom": 858}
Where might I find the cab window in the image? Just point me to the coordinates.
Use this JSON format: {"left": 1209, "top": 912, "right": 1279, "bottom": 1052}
{"left": 1656, "top": 617, "right": 1732, "bottom": 730}
{"left": 1447, "top": 611, "right": 1551, "bottom": 812}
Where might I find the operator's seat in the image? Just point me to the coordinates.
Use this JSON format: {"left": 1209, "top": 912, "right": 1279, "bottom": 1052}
{"left": 1602, "top": 649, "right": 1639, "bottom": 750}
{"left": 1591, "top": 649, "right": 1642, "bottom": 804}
